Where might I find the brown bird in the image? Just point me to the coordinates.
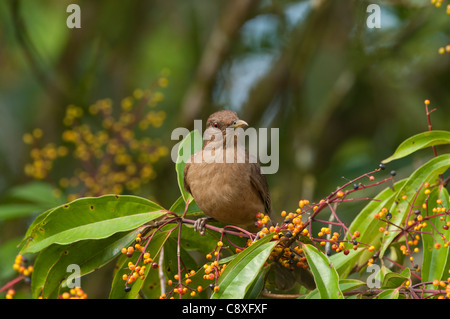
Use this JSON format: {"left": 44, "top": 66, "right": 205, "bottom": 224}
{"left": 183, "top": 110, "right": 315, "bottom": 290}
{"left": 183, "top": 110, "right": 271, "bottom": 234}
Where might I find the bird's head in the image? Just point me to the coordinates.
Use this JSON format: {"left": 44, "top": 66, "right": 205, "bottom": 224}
{"left": 206, "top": 110, "right": 248, "bottom": 134}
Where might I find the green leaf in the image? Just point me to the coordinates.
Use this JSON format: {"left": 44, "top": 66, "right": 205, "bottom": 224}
{"left": 381, "top": 267, "right": 410, "bottom": 289}
{"left": 20, "top": 195, "right": 166, "bottom": 254}
{"left": 175, "top": 130, "right": 203, "bottom": 202}
{"left": 0, "top": 203, "right": 49, "bottom": 221}
{"left": 211, "top": 234, "right": 276, "bottom": 299}
{"left": 382, "top": 130, "right": 450, "bottom": 164}
{"left": 109, "top": 229, "right": 171, "bottom": 299}
{"left": 5, "top": 181, "right": 64, "bottom": 206}
{"left": 380, "top": 154, "right": 450, "bottom": 257}
{"left": 331, "top": 179, "right": 407, "bottom": 277}
{"left": 163, "top": 237, "right": 199, "bottom": 281}
{"left": 303, "top": 244, "right": 343, "bottom": 299}
{"left": 0, "top": 182, "right": 65, "bottom": 222}
{"left": 421, "top": 187, "right": 450, "bottom": 283}
{"left": 243, "top": 266, "right": 269, "bottom": 299}
{"left": 305, "top": 279, "right": 366, "bottom": 299}
{"left": 377, "top": 289, "right": 399, "bottom": 299}
{"left": 31, "top": 230, "right": 139, "bottom": 298}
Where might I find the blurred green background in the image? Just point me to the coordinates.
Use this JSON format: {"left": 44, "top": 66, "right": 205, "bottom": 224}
{"left": 0, "top": 0, "right": 449, "bottom": 297}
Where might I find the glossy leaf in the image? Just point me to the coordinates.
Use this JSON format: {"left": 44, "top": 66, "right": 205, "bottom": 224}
{"left": 303, "top": 244, "right": 343, "bottom": 299}
{"left": 31, "top": 230, "right": 139, "bottom": 298}
{"left": 331, "top": 180, "right": 407, "bottom": 277}
{"left": 175, "top": 130, "right": 203, "bottom": 202}
{"left": 305, "top": 279, "right": 366, "bottom": 299}
{"left": 381, "top": 267, "right": 410, "bottom": 289}
{"left": 421, "top": 187, "right": 450, "bottom": 283}
{"left": 380, "top": 154, "right": 450, "bottom": 257}
{"left": 382, "top": 130, "right": 450, "bottom": 164}
{"left": 211, "top": 234, "right": 276, "bottom": 299}
{"left": 5, "top": 181, "right": 65, "bottom": 206}
{"left": 20, "top": 195, "right": 166, "bottom": 254}
{"left": 109, "top": 229, "right": 171, "bottom": 299}
{"left": 243, "top": 266, "right": 269, "bottom": 299}
{"left": 377, "top": 289, "right": 399, "bottom": 299}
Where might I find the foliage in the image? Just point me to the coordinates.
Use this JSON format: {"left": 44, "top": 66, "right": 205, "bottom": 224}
{"left": 1, "top": 0, "right": 450, "bottom": 300}
{"left": 1, "top": 112, "right": 449, "bottom": 299}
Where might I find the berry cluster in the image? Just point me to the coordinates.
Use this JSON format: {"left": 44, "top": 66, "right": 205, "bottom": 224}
{"left": 431, "top": 0, "right": 450, "bottom": 12}
{"left": 161, "top": 270, "right": 209, "bottom": 299}
{"left": 22, "top": 72, "right": 170, "bottom": 202}
{"left": 12, "top": 255, "right": 33, "bottom": 279}
{"left": 60, "top": 287, "right": 87, "bottom": 299}
{"left": 4, "top": 289, "right": 15, "bottom": 299}
{"left": 121, "top": 233, "right": 159, "bottom": 287}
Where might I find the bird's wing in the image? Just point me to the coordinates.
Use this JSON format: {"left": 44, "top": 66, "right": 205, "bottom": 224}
{"left": 249, "top": 161, "right": 272, "bottom": 215}
{"left": 183, "top": 159, "right": 192, "bottom": 194}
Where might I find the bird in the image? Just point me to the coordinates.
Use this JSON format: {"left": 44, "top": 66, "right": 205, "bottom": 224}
{"left": 183, "top": 110, "right": 271, "bottom": 234}
{"left": 183, "top": 110, "right": 315, "bottom": 290}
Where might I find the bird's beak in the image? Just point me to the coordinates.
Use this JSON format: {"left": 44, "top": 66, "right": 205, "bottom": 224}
{"left": 230, "top": 119, "right": 248, "bottom": 129}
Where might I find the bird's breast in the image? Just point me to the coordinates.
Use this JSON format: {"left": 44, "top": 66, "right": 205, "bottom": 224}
{"left": 185, "top": 149, "right": 264, "bottom": 229}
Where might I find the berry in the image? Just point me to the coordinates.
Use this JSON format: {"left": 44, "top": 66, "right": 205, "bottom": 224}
{"left": 124, "top": 286, "right": 131, "bottom": 292}
{"left": 379, "top": 163, "right": 386, "bottom": 170}
{"left": 390, "top": 170, "right": 396, "bottom": 176}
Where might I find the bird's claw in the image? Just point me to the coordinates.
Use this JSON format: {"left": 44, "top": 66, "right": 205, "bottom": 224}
{"left": 194, "top": 217, "right": 212, "bottom": 236}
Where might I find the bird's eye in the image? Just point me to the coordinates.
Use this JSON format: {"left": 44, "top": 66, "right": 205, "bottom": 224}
{"left": 212, "top": 122, "right": 219, "bottom": 128}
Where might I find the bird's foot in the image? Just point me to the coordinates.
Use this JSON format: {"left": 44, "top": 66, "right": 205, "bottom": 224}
{"left": 194, "top": 217, "right": 214, "bottom": 236}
